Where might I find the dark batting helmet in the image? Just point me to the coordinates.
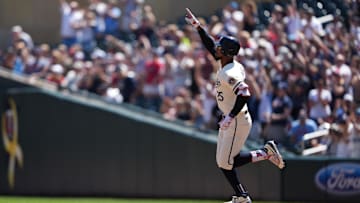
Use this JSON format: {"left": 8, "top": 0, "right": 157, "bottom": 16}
{"left": 217, "top": 36, "right": 241, "bottom": 57}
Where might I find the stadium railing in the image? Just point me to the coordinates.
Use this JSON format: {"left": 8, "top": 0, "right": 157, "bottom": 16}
{"left": 301, "top": 129, "right": 329, "bottom": 156}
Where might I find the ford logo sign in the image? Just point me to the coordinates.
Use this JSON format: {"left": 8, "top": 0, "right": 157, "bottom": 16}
{"left": 315, "top": 163, "right": 360, "bottom": 195}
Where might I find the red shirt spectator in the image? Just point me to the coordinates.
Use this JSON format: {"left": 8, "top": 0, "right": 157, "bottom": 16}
{"left": 144, "top": 55, "right": 164, "bottom": 85}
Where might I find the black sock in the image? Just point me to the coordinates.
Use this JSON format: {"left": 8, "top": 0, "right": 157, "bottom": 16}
{"left": 221, "top": 168, "right": 247, "bottom": 196}
{"left": 233, "top": 152, "right": 252, "bottom": 168}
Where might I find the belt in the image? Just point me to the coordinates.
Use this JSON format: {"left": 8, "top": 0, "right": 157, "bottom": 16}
{"left": 223, "top": 110, "right": 248, "bottom": 118}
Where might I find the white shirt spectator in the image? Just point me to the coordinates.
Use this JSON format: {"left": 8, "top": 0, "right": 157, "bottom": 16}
{"left": 75, "top": 12, "right": 95, "bottom": 45}
{"left": 302, "top": 16, "right": 325, "bottom": 39}
{"left": 332, "top": 64, "right": 352, "bottom": 85}
{"left": 258, "top": 90, "right": 272, "bottom": 123}
{"left": 104, "top": 87, "right": 124, "bottom": 104}
{"left": 11, "top": 26, "right": 34, "bottom": 50}
{"left": 60, "top": 0, "right": 77, "bottom": 38}
{"left": 308, "top": 88, "right": 332, "bottom": 120}
{"left": 201, "top": 83, "right": 216, "bottom": 124}
{"left": 284, "top": 5, "right": 301, "bottom": 41}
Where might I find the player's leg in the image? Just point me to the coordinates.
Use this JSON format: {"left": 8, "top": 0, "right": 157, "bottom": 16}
{"left": 216, "top": 117, "right": 251, "bottom": 168}
{"left": 216, "top": 117, "right": 252, "bottom": 202}
{"left": 231, "top": 115, "right": 285, "bottom": 169}
{"left": 221, "top": 169, "right": 251, "bottom": 203}
{"left": 231, "top": 114, "right": 267, "bottom": 167}
{"left": 232, "top": 142, "right": 285, "bottom": 169}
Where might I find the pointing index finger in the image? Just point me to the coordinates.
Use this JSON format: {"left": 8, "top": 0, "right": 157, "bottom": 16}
{"left": 185, "top": 8, "right": 194, "bottom": 16}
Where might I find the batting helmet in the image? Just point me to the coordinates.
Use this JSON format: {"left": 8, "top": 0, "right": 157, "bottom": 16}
{"left": 218, "top": 36, "right": 241, "bottom": 57}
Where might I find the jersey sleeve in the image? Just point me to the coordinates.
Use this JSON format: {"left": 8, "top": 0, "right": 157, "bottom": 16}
{"left": 197, "top": 27, "right": 220, "bottom": 60}
{"left": 233, "top": 81, "right": 250, "bottom": 96}
{"left": 224, "top": 66, "right": 250, "bottom": 97}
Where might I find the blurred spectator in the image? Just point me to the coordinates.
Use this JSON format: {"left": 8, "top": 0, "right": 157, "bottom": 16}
{"left": 2, "top": 48, "right": 14, "bottom": 69}
{"left": 10, "top": 41, "right": 28, "bottom": 75}
{"left": 271, "top": 4, "right": 285, "bottom": 25}
{"left": 93, "top": 1, "right": 108, "bottom": 48}
{"left": 301, "top": 8, "right": 325, "bottom": 39}
{"left": 288, "top": 63, "right": 310, "bottom": 119}
{"left": 11, "top": 25, "right": 34, "bottom": 50}
{"left": 138, "top": 50, "right": 165, "bottom": 111}
{"left": 120, "top": 0, "right": 144, "bottom": 42}
{"left": 30, "top": 44, "right": 52, "bottom": 74}
{"left": 352, "top": 56, "right": 360, "bottom": 107}
{"left": 329, "top": 71, "right": 346, "bottom": 109}
{"left": 160, "top": 96, "right": 176, "bottom": 120}
{"left": 241, "top": 1, "right": 259, "bottom": 33}
{"left": 222, "top": 1, "right": 243, "bottom": 36}
{"left": 284, "top": 2, "right": 301, "bottom": 41}
{"left": 75, "top": 10, "right": 97, "bottom": 57}
{"left": 104, "top": 83, "right": 124, "bottom": 104}
{"left": 308, "top": 78, "right": 332, "bottom": 125}
{"left": 59, "top": 0, "right": 80, "bottom": 47}
{"left": 47, "top": 64, "right": 65, "bottom": 86}
{"left": 201, "top": 82, "right": 217, "bottom": 129}
{"left": 133, "top": 17, "right": 158, "bottom": 47}
{"left": 331, "top": 54, "right": 352, "bottom": 87}
{"left": 190, "top": 95, "right": 206, "bottom": 129}
{"left": 105, "top": 0, "right": 122, "bottom": 36}
{"left": 257, "top": 68, "right": 273, "bottom": 139}
{"left": 287, "top": 109, "right": 318, "bottom": 153}
{"left": 327, "top": 115, "right": 352, "bottom": 158}
{"left": 61, "top": 60, "right": 86, "bottom": 91}
{"left": 116, "top": 61, "right": 137, "bottom": 103}
{"left": 333, "top": 93, "right": 353, "bottom": 121}
{"left": 265, "top": 82, "right": 293, "bottom": 144}
{"left": 170, "top": 88, "right": 194, "bottom": 124}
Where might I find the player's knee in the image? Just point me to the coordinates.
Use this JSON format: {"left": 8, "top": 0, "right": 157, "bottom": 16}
{"left": 216, "top": 159, "right": 233, "bottom": 170}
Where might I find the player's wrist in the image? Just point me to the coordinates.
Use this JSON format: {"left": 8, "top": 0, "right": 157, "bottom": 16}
{"left": 186, "top": 18, "right": 200, "bottom": 27}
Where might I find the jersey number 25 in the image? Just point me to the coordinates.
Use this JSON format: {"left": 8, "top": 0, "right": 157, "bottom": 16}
{"left": 217, "top": 91, "right": 224, "bottom": 101}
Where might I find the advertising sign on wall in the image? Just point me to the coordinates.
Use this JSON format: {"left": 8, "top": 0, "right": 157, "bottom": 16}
{"left": 1, "top": 97, "right": 23, "bottom": 189}
{"left": 315, "top": 163, "right": 360, "bottom": 196}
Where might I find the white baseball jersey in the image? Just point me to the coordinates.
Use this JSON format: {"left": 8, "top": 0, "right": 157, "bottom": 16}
{"left": 215, "top": 60, "right": 252, "bottom": 170}
{"left": 215, "top": 60, "right": 249, "bottom": 115}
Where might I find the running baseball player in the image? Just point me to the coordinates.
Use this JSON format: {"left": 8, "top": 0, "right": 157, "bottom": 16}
{"left": 185, "top": 8, "right": 285, "bottom": 203}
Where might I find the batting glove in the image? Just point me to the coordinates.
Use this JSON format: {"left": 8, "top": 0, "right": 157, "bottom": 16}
{"left": 219, "top": 115, "right": 234, "bottom": 130}
{"left": 185, "top": 8, "right": 200, "bottom": 28}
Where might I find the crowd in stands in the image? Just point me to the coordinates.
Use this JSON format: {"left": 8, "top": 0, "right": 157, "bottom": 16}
{"left": 0, "top": 0, "right": 360, "bottom": 157}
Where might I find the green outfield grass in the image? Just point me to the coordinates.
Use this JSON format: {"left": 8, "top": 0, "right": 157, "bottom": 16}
{"left": 0, "top": 197, "right": 294, "bottom": 203}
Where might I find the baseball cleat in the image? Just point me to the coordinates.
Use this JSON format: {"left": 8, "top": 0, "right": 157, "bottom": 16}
{"left": 264, "top": 140, "right": 285, "bottom": 169}
{"left": 224, "top": 195, "right": 252, "bottom": 203}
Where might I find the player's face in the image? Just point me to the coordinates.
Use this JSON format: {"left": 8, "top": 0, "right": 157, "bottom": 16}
{"left": 215, "top": 42, "right": 223, "bottom": 58}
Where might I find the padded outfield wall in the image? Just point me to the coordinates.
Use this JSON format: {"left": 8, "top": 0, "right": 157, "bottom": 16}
{"left": 0, "top": 71, "right": 360, "bottom": 202}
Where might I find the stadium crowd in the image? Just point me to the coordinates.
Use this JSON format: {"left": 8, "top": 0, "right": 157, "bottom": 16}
{"left": 0, "top": 0, "right": 360, "bottom": 157}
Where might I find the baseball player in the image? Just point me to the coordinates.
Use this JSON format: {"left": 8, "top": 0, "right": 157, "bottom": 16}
{"left": 185, "top": 8, "right": 285, "bottom": 203}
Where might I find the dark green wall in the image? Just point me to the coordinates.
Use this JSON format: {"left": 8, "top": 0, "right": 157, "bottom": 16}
{"left": 0, "top": 90, "right": 228, "bottom": 198}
